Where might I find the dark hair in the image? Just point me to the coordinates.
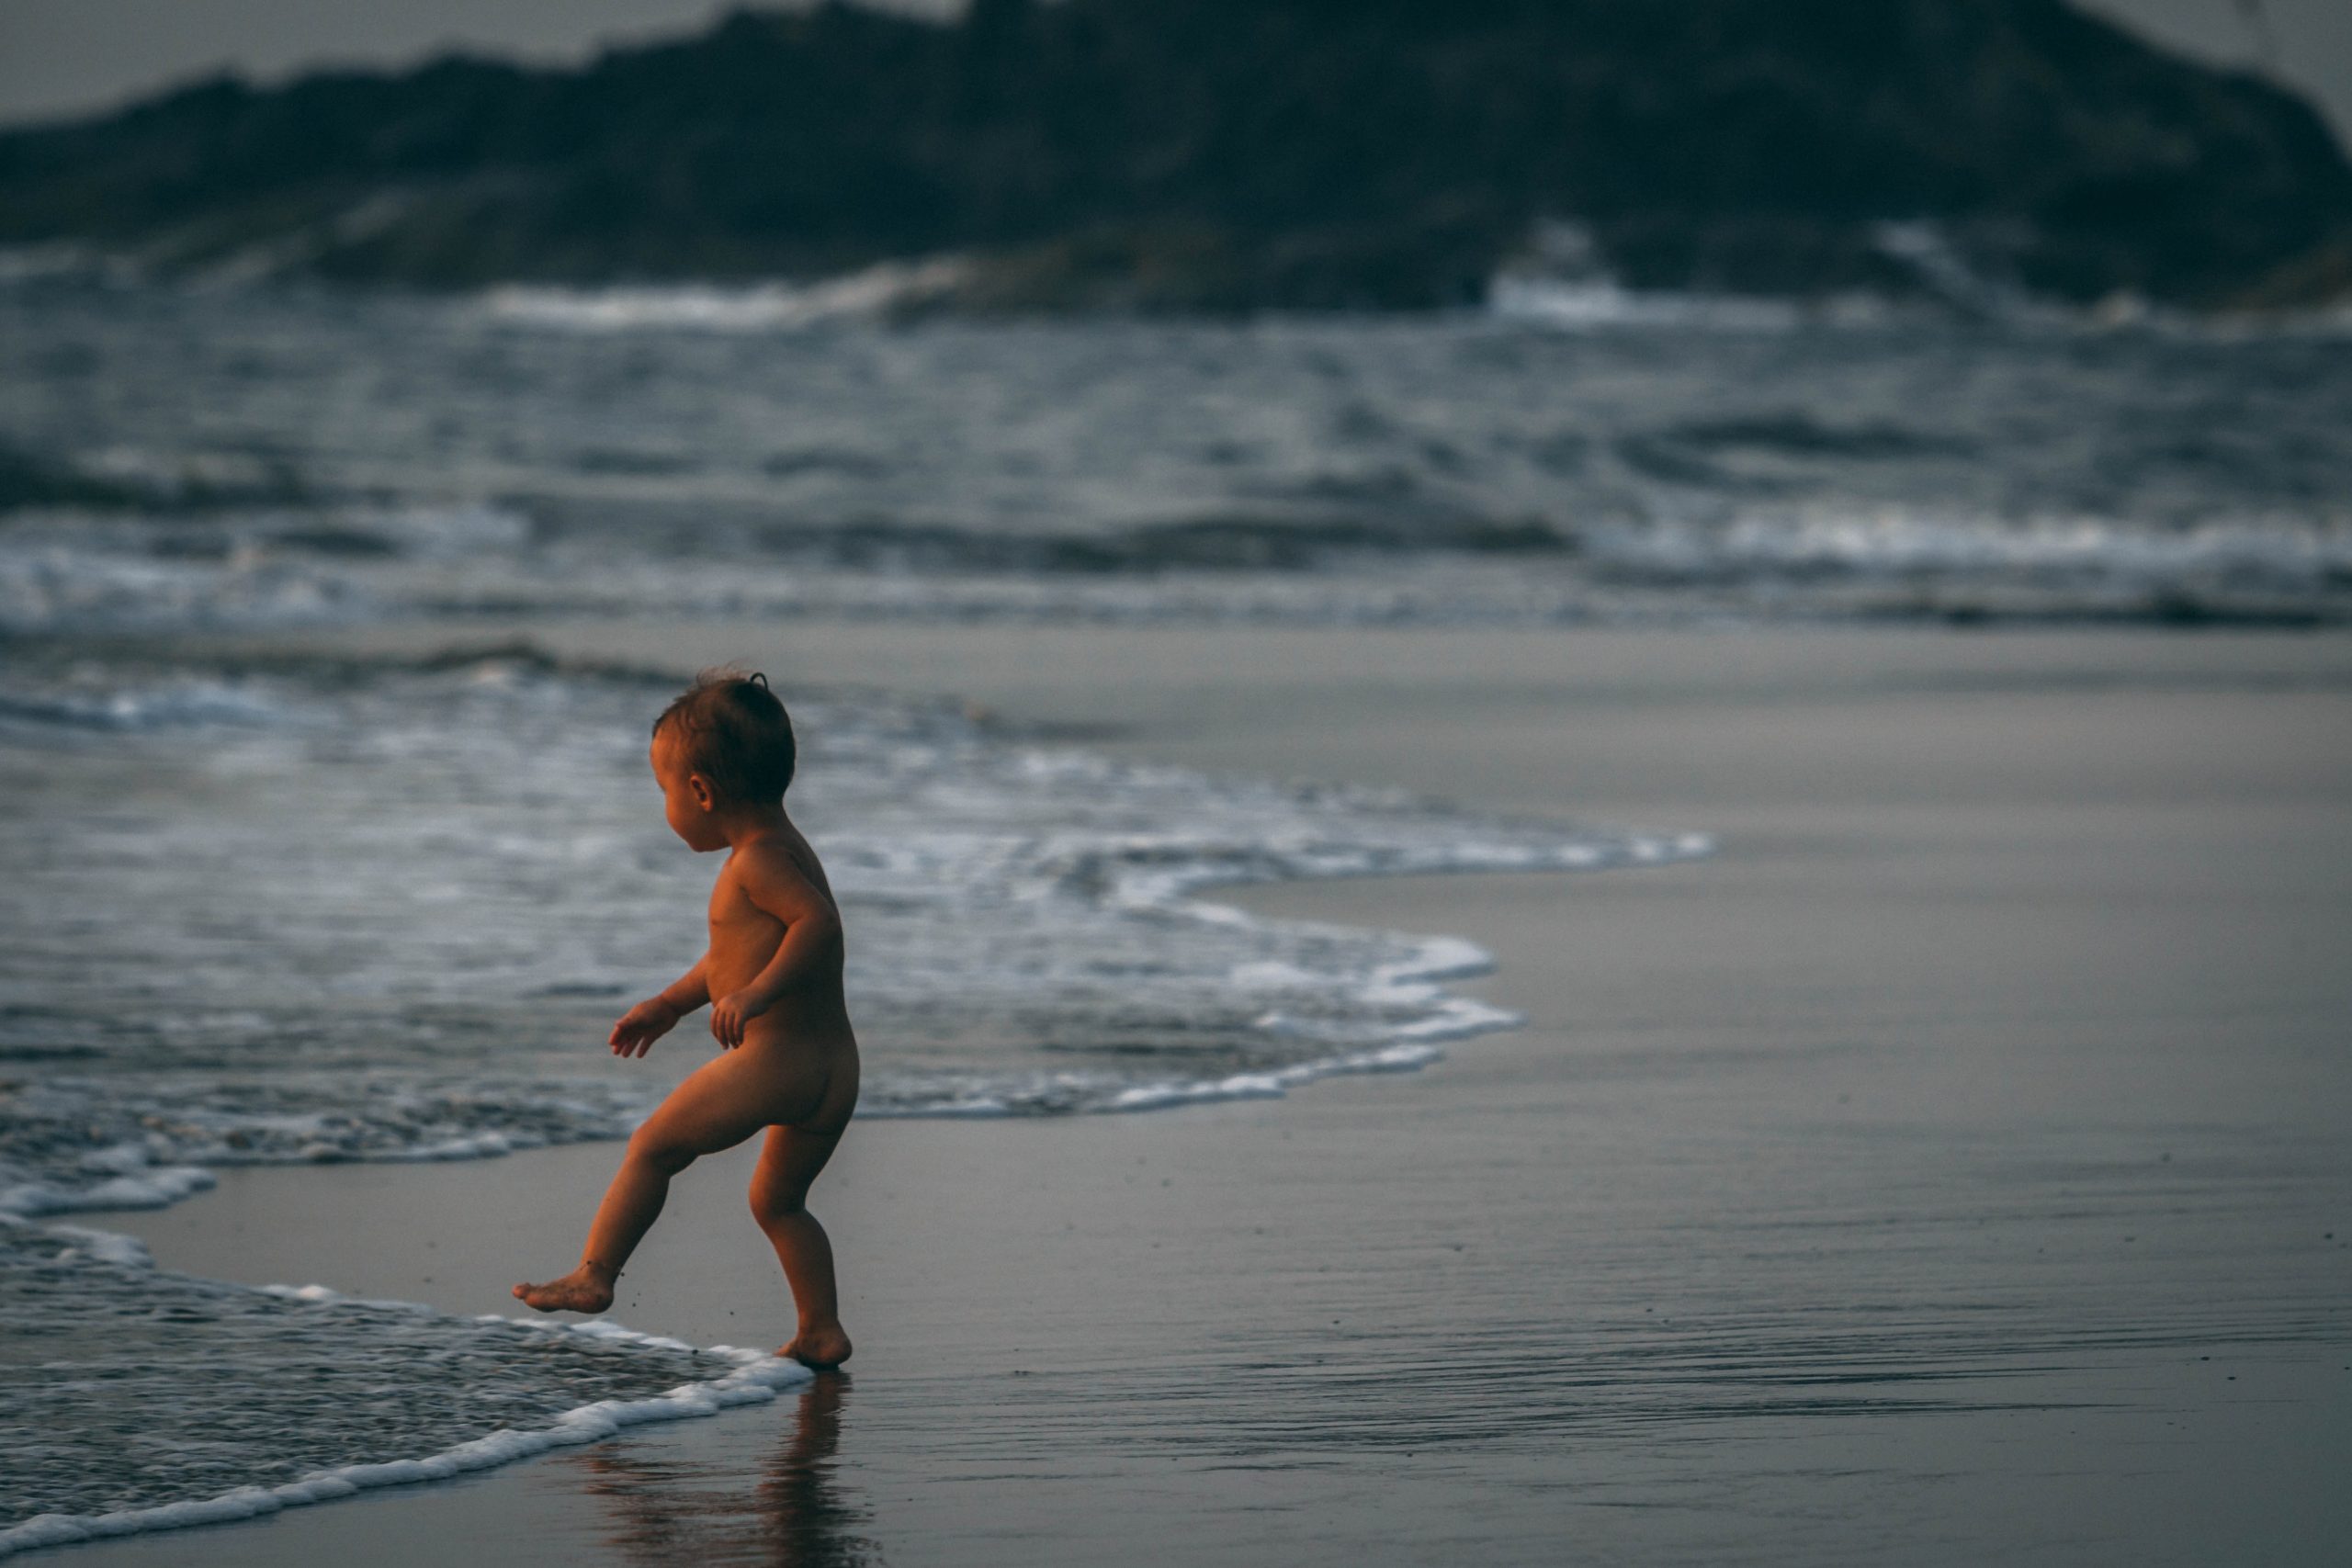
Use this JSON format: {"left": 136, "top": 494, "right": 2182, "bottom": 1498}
{"left": 652, "top": 668, "right": 796, "bottom": 803}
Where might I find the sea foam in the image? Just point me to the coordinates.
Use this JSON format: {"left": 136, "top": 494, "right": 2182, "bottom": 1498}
{"left": 1, "top": 655, "right": 1707, "bottom": 1219}
{"left": 0, "top": 1223, "right": 810, "bottom": 1555}
{"left": 477, "top": 258, "right": 968, "bottom": 332}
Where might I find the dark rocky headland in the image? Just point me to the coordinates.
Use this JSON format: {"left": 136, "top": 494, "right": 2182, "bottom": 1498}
{"left": 3, "top": 0, "right": 2347, "bottom": 312}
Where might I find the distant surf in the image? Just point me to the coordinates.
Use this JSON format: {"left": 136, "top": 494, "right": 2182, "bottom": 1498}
{"left": 4, "top": 281, "right": 2348, "bottom": 628}
{"left": 476, "top": 257, "right": 971, "bottom": 333}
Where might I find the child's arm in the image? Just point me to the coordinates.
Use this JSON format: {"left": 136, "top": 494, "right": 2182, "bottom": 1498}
{"left": 708, "top": 853, "right": 843, "bottom": 1049}
{"left": 609, "top": 956, "right": 711, "bottom": 1058}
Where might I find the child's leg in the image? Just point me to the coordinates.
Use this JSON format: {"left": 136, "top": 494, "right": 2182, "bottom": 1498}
{"left": 749, "top": 1123, "right": 852, "bottom": 1367}
{"left": 514, "top": 1048, "right": 798, "bottom": 1313}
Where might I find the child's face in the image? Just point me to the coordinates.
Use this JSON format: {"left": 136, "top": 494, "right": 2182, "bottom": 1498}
{"left": 650, "top": 729, "right": 728, "bottom": 852}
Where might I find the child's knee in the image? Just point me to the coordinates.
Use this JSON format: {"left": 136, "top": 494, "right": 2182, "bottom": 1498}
{"left": 749, "top": 1180, "right": 807, "bottom": 1226}
{"left": 627, "top": 1125, "right": 697, "bottom": 1177}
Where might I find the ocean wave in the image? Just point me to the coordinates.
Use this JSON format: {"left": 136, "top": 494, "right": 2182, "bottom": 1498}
{"left": 7, "top": 279, "right": 2350, "bottom": 628}
{"left": 0, "top": 675, "right": 285, "bottom": 731}
{"left": 6, "top": 505, "right": 2347, "bottom": 635}
{"left": 1490, "top": 224, "right": 2352, "bottom": 341}
{"left": 1583, "top": 510, "right": 2352, "bottom": 591}
{"left": 476, "top": 258, "right": 970, "bottom": 333}
{"left": 0, "top": 1077, "right": 650, "bottom": 1221}
{"left": 1488, "top": 276, "right": 1841, "bottom": 333}
{"left": 0, "top": 1221, "right": 809, "bottom": 1555}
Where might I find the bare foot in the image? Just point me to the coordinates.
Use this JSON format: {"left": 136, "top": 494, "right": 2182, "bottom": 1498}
{"left": 512, "top": 1262, "right": 616, "bottom": 1314}
{"left": 780, "top": 1322, "right": 853, "bottom": 1369}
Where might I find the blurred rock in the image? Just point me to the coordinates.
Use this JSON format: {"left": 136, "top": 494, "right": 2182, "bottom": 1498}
{"left": 1, "top": 0, "right": 2346, "bottom": 311}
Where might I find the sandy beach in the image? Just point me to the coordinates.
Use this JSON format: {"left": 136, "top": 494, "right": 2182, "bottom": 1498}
{"left": 62, "top": 623, "right": 2352, "bottom": 1567}
{"left": 10, "top": 9, "right": 2352, "bottom": 1561}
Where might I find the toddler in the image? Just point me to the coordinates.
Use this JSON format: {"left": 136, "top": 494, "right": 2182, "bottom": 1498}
{"left": 515, "top": 669, "right": 857, "bottom": 1369}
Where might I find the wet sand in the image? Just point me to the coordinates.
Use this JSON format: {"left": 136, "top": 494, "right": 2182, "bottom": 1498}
{"left": 74, "top": 626, "right": 2352, "bottom": 1566}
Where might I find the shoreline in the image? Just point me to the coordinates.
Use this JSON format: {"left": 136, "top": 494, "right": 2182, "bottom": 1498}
{"left": 43, "top": 621, "right": 2352, "bottom": 1566}
{"left": 0, "top": 1307, "right": 809, "bottom": 1561}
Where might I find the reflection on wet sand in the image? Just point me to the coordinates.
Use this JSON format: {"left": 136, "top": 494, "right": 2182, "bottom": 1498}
{"left": 571, "top": 1375, "right": 879, "bottom": 1567}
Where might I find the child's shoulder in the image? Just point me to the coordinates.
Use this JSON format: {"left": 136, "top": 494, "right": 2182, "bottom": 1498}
{"left": 730, "top": 829, "right": 835, "bottom": 904}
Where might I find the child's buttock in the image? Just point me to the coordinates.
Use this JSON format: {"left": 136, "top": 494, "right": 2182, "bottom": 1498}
{"left": 743, "top": 1027, "right": 859, "bottom": 1137}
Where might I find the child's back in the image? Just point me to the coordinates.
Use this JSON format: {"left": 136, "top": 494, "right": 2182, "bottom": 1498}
{"left": 705, "top": 823, "right": 858, "bottom": 1089}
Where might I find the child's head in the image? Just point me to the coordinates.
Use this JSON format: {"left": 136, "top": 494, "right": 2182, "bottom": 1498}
{"left": 649, "top": 668, "right": 796, "bottom": 847}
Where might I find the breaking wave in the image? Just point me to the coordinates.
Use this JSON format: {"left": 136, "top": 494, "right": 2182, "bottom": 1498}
{"left": 5, "top": 281, "right": 2349, "bottom": 628}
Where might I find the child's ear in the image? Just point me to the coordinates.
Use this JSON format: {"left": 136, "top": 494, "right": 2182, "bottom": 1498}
{"left": 688, "top": 773, "right": 717, "bottom": 810}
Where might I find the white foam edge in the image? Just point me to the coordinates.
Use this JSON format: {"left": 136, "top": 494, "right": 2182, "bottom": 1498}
{"left": 475, "top": 257, "right": 968, "bottom": 333}
{"left": 1093, "top": 828, "right": 1715, "bottom": 1110}
{"left": 1100, "top": 1038, "right": 1460, "bottom": 1112}
{"left": 0, "top": 1164, "right": 216, "bottom": 1220}
{"left": 0, "top": 1301, "right": 811, "bottom": 1560}
{"left": 1125, "top": 826, "right": 1713, "bottom": 919}
{"left": 855, "top": 825, "right": 1712, "bottom": 1119}
{"left": 37, "top": 1222, "right": 155, "bottom": 1269}
{"left": 848, "top": 1034, "right": 1471, "bottom": 1121}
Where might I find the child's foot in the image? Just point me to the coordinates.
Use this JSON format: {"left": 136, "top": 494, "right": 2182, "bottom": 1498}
{"left": 511, "top": 1263, "right": 616, "bottom": 1314}
{"left": 780, "top": 1322, "right": 853, "bottom": 1369}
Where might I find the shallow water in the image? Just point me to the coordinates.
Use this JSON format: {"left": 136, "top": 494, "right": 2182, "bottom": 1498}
{"left": 0, "top": 1223, "right": 794, "bottom": 1541}
{"left": 0, "top": 649, "right": 1700, "bottom": 1212}
{"left": 0, "top": 640, "right": 1696, "bottom": 1539}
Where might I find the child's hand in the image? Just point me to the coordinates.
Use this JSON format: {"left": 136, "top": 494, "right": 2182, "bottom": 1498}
{"left": 608, "top": 997, "right": 680, "bottom": 1058}
{"left": 708, "top": 989, "right": 770, "bottom": 1049}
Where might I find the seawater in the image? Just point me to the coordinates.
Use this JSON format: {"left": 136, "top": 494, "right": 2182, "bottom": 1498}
{"left": 2, "top": 280, "right": 2348, "bottom": 631}
{"left": 4, "top": 276, "right": 2340, "bottom": 1548}
{"left": 0, "top": 1223, "right": 809, "bottom": 1555}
